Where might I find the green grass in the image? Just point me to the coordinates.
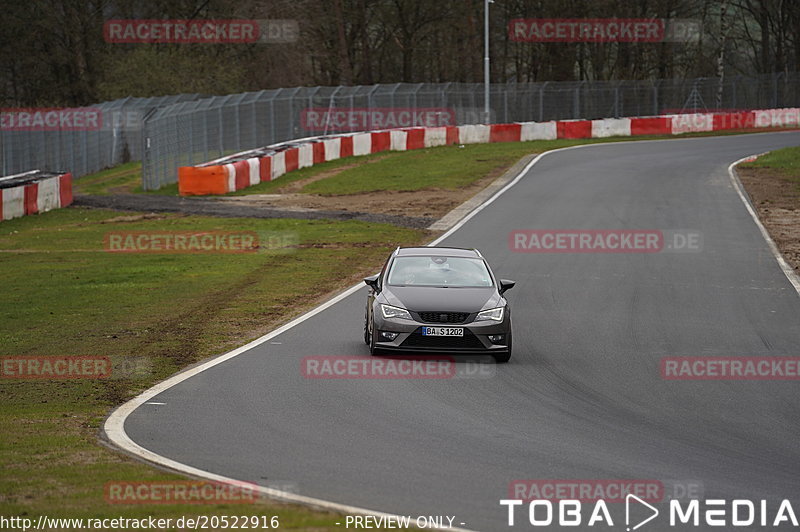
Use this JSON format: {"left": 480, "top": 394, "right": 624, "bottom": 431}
{"left": 230, "top": 139, "right": 602, "bottom": 197}
{"left": 75, "top": 128, "right": 799, "bottom": 199}
{"left": 225, "top": 152, "right": 391, "bottom": 196}
{"left": 71, "top": 162, "right": 181, "bottom": 196}
{"left": 741, "top": 145, "right": 800, "bottom": 184}
{"left": 73, "top": 162, "right": 142, "bottom": 195}
{"left": 73, "top": 162, "right": 182, "bottom": 196}
{"left": 139, "top": 181, "right": 180, "bottom": 195}
{"left": 303, "top": 142, "right": 546, "bottom": 195}
{"left": 0, "top": 207, "right": 427, "bottom": 525}
{"left": 236, "top": 131, "right": 788, "bottom": 197}
{"left": 6, "top": 129, "right": 796, "bottom": 526}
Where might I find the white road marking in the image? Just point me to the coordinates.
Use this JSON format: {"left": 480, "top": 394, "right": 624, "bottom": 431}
{"left": 728, "top": 154, "right": 800, "bottom": 296}
{"left": 103, "top": 133, "right": 800, "bottom": 530}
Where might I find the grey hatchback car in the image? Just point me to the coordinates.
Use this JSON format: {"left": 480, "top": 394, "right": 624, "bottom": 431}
{"left": 363, "top": 247, "right": 514, "bottom": 362}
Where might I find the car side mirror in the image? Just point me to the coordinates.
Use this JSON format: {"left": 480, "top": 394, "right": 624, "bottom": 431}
{"left": 499, "top": 279, "right": 515, "bottom": 294}
{"left": 363, "top": 274, "right": 380, "bottom": 292}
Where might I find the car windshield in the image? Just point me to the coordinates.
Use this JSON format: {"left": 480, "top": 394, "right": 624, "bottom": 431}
{"left": 387, "top": 256, "right": 493, "bottom": 288}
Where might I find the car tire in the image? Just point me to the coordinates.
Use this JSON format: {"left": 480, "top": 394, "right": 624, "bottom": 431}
{"left": 364, "top": 313, "right": 370, "bottom": 345}
{"left": 492, "top": 331, "right": 512, "bottom": 363}
{"left": 368, "top": 315, "right": 379, "bottom": 356}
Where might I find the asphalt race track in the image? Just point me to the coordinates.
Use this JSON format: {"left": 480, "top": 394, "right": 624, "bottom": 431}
{"left": 121, "top": 132, "right": 800, "bottom": 531}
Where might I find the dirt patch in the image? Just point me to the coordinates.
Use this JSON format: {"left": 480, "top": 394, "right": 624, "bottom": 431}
{"left": 108, "top": 182, "right": 138, "bottom": 195}
{"left": 738, "top": 166, "right": 800, "bottom": 275}
{"left": 274, "top": 155, "right": 392, "bottom": 193}
{"left": 78, "top": 152, "right": 529, "bottom": 227}
{"left": 223, "top": 163, "right": 514, "bottom": 218}
{"left": 100, "top": 213, "right": 170, "bottom": 224}
{"left": 75, "top": 194, "right": 435, "bottom": 229}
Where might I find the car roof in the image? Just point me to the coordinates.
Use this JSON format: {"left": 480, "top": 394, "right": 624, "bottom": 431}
{"left": 395, "top": 246, "right": 482, "bottom": 258}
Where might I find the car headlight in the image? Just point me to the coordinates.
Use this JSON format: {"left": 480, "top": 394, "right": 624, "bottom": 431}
{"left": 475, "top": 307, "right": 504, "bottom": 321}
{"left": 380, "top": 304, "right": 412, "bottom": 320}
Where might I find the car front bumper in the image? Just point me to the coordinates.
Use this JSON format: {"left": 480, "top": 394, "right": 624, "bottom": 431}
{"left": 373, "top": 313, "right": 511, "bottom": 353}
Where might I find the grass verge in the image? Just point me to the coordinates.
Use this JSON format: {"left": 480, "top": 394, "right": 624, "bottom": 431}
{"left": 740, "top": 145, "right": 800, "bottom": 184}
{"left": 72, "top": 162, "right": 142, "bottom": 195}
{"left": 73, "top": 128, "right": 799, "bottom": 198}
{"left": 0, "top": 207, "right": 428, "bottom": 526}
{"left": 738, "top": 145, "right": 800, "bottom": 274}
{"left": 235, "top": 130, "right": 799, "bottom": 197}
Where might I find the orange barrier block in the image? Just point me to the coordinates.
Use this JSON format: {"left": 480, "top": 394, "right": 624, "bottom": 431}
{"left": 178, "top": 165, "right": 229, "bottom": 196}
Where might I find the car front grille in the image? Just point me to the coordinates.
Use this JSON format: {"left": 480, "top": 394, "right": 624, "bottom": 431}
{"left": 401, "top": 328, "right": 484, "bottom": 349}
{"left": 417, "top": 311, "right": 470, "bottom": 324}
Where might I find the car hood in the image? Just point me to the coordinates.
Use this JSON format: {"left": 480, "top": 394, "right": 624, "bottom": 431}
{"left": 382, "top": 285, "right": 498, "bottom": 313}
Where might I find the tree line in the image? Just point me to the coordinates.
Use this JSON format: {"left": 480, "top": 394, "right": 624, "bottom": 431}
{"left": 1, "top": 0, "right": 798, "bottom": 106}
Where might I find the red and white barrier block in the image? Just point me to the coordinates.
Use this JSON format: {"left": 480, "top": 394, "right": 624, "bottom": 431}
{"left": 179, "top": 108, "right": 800, "bottom": 195}
{"left": 0, "top": 170, "right": 73, "bottom": 221}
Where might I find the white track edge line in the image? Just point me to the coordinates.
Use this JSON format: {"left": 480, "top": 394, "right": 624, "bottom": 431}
{"left": 728, "top": 155, "right": 800, "bottom": 296}
{"left": 102, "top": 144, "right": 584, "bottom": 531}
{"left": 103, "top": 133, "right": 798, "bottom": 529}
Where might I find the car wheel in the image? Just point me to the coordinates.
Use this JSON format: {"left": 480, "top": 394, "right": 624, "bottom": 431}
{"left": 368, "top": 315, "right": 379, "bottom": 356}
{"left": 364, "top": 313, "right": 370, "bottom": 345}
{"left": 492, "top": 332, "right": 512, "bottom": 363}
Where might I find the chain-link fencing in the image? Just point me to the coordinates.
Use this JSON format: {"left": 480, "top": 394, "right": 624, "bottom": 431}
{"left": 2, "top": 73, "right": 797, "bottom": 190}
{"left": 141, "top": 72, "right": 800, "bottom": 190}
{"left": 0, "top": 94, "right": 204, "bottom": 179}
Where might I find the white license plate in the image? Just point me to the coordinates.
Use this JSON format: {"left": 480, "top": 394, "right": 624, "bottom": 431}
{"left": 421, "top": 327, "right": 463, "bottom": 337}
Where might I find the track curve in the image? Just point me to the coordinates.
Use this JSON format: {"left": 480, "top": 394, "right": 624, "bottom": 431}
{"left": 116, "top": 132, "right": 800, "bottom": 531}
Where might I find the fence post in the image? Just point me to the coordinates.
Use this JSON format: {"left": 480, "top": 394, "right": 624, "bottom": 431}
{"left": 201, "top": 106, "right": 208, "bottom": 162}
{"left": 441, "top": 82, "right": 451, "bottom": 110}
{"left": 1, "top": 130, "right": 6, "bottom": 175}
{"left": 652, "top": 81, "right": 659, "bottom": 115}
{"left": 290, "top": 87, "right": 303, "bottom": 139}
{"left": 539, "top": 82, "right": 548, "bottom": 121}
{"left": 413, "top": 83, "right": 423, "bottom": 121}
{"left": 218, "top": 106, "right": 224, "bottom": 157}
{"left": 140, "top": 108, "right": 153, "bottom": 190}
{"left": 82, "top": 130, "right": 88, "bottom": 178}
{"left": 251, "top": 94, "right": 259, "bottom": 145}
{"left": 323, "top": 86, "right": 342, "bottom": 137}
{"left": 573, "top": 82, "right": 583, "bottom": 118}
{"left": 235, "top": 98, "right": 242, "bottom": 151}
